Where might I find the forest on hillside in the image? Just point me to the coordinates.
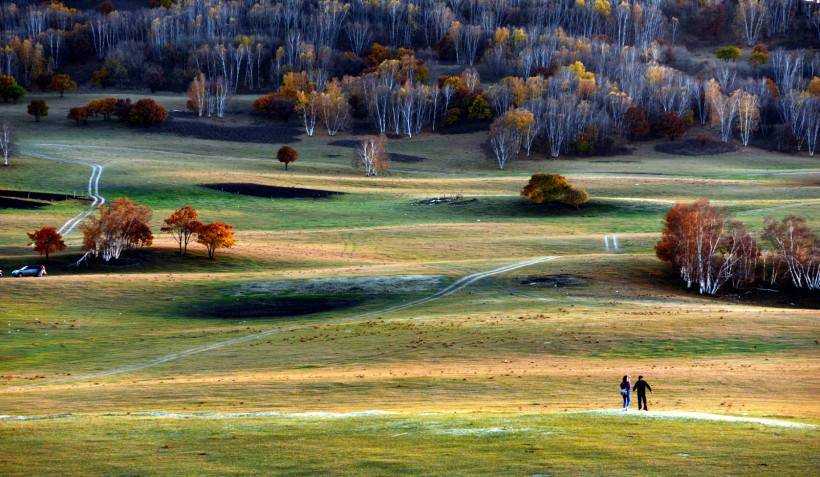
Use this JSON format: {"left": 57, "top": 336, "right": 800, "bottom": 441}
{"left": 1, "top": 0, "right": 820, "bottom": 159}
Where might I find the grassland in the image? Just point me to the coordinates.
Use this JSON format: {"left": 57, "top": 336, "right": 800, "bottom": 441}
{"left": 0, "top": 93, "right": 818, "bottom": 475}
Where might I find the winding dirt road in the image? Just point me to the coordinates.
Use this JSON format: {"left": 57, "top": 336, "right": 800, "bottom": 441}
{"left": 23, "top": 150, "right": 105, "bottom": 237}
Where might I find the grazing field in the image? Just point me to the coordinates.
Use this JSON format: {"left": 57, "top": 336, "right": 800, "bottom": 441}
{"left": 1, "top": 95, "right": 818, "bottom": 475}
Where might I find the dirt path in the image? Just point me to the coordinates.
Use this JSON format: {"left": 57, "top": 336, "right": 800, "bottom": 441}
{"left": 1, "top": 409, "right": 813, "bottom": 428}
{"left": 23, "top": 150, "right": 105, "bottom": 237}
{"left": 19, "top": 256, "right": 558, "bottom": 386}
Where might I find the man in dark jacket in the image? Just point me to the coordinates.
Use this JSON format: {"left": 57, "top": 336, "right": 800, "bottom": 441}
{"left": 633, "top": 376, "right": 652, "bottom": 410}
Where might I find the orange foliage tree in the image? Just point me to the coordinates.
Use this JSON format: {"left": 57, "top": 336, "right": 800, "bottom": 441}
{"left": 81, "top": 197, "right": 153, "bottom": 261}
{"left": 161, "top": 206, "right": 202, "bottom": 256}
{"left": 521, "top": 173, "right": 571, "bottom": 204}
{"left": 655, "top": 200, "right": 759, "bottom": 295}
{"left": 27, "top": 226, "right": 66, "bottom": 262}
{"left": 276, "top": 145, "right": 298, "bottom": 170}
{"left": 48, "top": 73, "right": 77, "bottom": 97}
{"left": 196, "top": 222, "right": 236, "bottom": 259}
{"left": 87, "top": 97, "right": 118, "bottom": 121}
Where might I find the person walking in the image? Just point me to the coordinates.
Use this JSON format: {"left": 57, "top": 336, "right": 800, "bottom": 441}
{"left": 633, "top": 375, "right": 652, "bottom": 411}
{"left": 620, "top": 375, "right": 632, "bottom": 411}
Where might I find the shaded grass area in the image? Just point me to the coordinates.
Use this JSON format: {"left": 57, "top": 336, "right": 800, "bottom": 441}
{"left": 186, "top": 294, "right": 367, "bottom": 319}
{"left": 202, "top": 183, "right": 343, "bottom": 199}
{"left": 0, "top": 413, "right": 816, "bottom": 476}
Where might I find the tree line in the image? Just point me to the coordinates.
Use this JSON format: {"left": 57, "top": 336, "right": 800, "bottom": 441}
{"left": 26, "top": 200, "right": 237, "bottom": 264}
{"left": 657, "top": 200, "right": 819, "bottom": 294}
{"left": 0, "top": 1, "right": 817, "bottom": 161}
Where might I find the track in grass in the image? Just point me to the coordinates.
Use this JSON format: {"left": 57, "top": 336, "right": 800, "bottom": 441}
{"left": 23, "top": 150, "right": 105, "bottom": 237}
{"left": 19, "top": 256, "right": 559, "bottom": 386}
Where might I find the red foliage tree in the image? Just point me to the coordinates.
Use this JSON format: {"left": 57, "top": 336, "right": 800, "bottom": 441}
{"left": 27, "top": 226, "right": 66, "bottom": 262}
{"left": 276, "top": 145, "right": 298, "bottom": 170}
{"left": 196, "top": 222, "right": 236, "bottom": 259}
{"left": 654, "top": 111, "right": 687, "bottom": 140}
{"left": 128, "top": 98, "right": 168, "bottom": 126}
{"left": 67, "top": 106, "right": 90, "bottom": 126}
{"left": 697, "top": 2, "right": 726, "bottom": 37}
{"left": 161, "top": 206, "right": 202, "bottom": 256}
{"left": 623, "top": 106, "right": 650, "bottom": 140}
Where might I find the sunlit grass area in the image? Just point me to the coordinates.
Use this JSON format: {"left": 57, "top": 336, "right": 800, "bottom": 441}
{"left": 0, "top": 93, "right": 817, "bottom": 475}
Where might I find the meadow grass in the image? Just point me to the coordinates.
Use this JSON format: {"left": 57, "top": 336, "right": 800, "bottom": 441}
{"left": 0, "top": 94, "right": 817, "bottom": 474}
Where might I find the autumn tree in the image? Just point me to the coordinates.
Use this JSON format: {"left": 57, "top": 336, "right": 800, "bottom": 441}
{"left": 735, "top": 91, "right": 760, "bottom": 147}
{"left": 488, "top": 108, "right": 534, "bottom": 170}
{"left": 27, "top": 99, "right": 49, "bottom": 122}
{"left": 87, "top": 97, "right": 117, "bottom": 121}
{"left": 293, "top": 90, "right": 319, "bottom": 135}
{"left": 161, "top": 206, "right": 202, "bottom": 256}
{"left": 276, "top": 145, "right": 298, "bottom": 170}
{"left": 655, "top": 200, "right": 759, "bottom": 295}
{"left": 67, "top": 106, "right": 90, "bottom": 126}
{"left": 319, "top": 79, "right": 350, "bottom": 136}
{"left": 561, "top": 187, "right": 590, "bottom": 209}
{"left": 706, "top": 80, "right": 740, "bottom": 143}
{"left": 654, "top": 111, "right": 686, "bottom": 140}
{"left": 354, "top": 135, "right": 388, "bottom": 176}
{"left": 81, "top": 197, "right": 153, "bottom": 262}
{"left": 762, "top": 216, "right": 820, "bottom": 290}
{"left": 623, "top": 106, "right": 650, "bottom": 140}
{"left": 48, "top": 73, "right": 77, "bottom": 97}
{"left": 197, "top": 221, "right": 237, "bottom": 259}
{"left": 0, "top": 121, "right": 16, "bottom": 166}
{"left": 715, "top": 46, "right": 742, "bottom": 62}
{"left": 521, "top": 174, "right": 571, "bottom": 204}
{"left": 26, "top": 226, "right": 66, "bottom": 262}
{"left": 254, "top": 93, "right": 297, "bottom": 122}
{"left": 128, "top": 99, "right": 168, "bottom": 126}
{"left": 187, "top": 73, "right": 207, "bottom": 118}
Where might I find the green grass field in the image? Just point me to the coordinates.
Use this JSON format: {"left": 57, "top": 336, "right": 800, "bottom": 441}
{"left": 1, "top": 94, "right": 818, "bottom": 475}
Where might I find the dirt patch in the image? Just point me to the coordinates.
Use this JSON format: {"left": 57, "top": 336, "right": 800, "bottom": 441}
{"left": 202, "top": 183, "right": 342, "bottom": 199}
{"left": 0, "top": 190, "right": 90, "bottom": 209}
{"left": 149, "top": 117, "right": 302, "bottom": 144}
{"left": 191, "top": 296, "right": 366, "bottom": 319}
{"left": 236, "top": 275, "right": 444, "bottom": 297}
{"left": 520, "top": 274, "right": 587, "bottom": 288}
{"left": 655, "top": 139, "right": 737, "bottom": 156}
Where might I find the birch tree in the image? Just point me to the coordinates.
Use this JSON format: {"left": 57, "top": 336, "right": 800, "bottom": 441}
{"left": 735, "top": 91, "right": 760, "bottom": 146}
{"left": 0, "top": 121, "right": 16, "bottom": 166}
{"left": 354, "top": 135, "right": 388, "bottom": 176}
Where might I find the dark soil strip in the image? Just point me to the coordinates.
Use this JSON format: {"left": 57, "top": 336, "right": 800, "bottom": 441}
{"left": 0, "top": 189, "right": 89, "bottom": 202}
{"left": 0, "top": 197, "right": 51, "bottom": 209}
{"left": 202, "top": 183, "right": 343, "bottom": 199}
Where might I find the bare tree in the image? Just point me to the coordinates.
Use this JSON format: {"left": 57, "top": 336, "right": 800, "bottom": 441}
{"left": 0, "top": 121, "right": 15, "bottom": 166}
{"left": 707, "top": 80, "right": 740, "bottom": 143}
{"left": 736, "top": 0, "right": 767, "bottom": 46}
